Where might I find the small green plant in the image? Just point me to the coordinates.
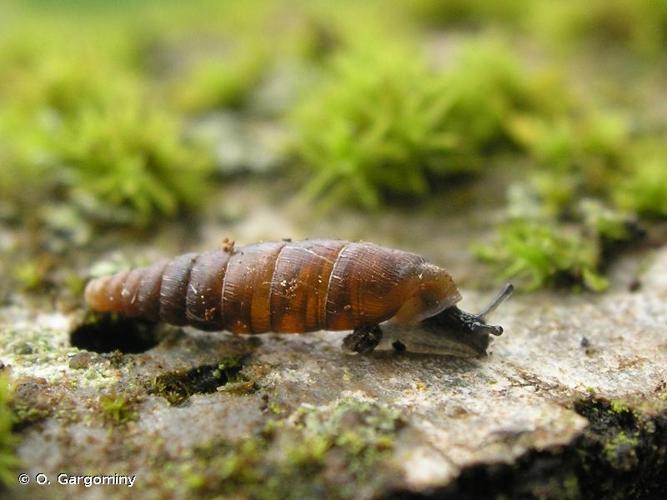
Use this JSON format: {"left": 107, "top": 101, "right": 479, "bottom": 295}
{"left": 0, "top": 92, "right": 213, "bottom": 227}
{"left": 55, "top": 101, "right": 212, "bottom": 226}
{"left": 293, "top": 398, "right": 400, "bottom": 482}
{"left": 509, "top": 112, "right": 628, "bottom": 211}
{"left": 0, "top": 13, "right": 214, "bottom": 229}
{"left": 171, "top": 48, "right": 268, "bottom": 114}
{"left": 99, "top": 393, "right": 137, "bottom": 425}
{"left": 0, "top": 106, "right": 55, "bottom": 208}
{"left": 475, "top": 220, "right": 608, "bottom": 291}
{"left": 1, "top": 55, "right": 129, "bottom": 118}
{"left": 14, "top": 260, "right": 49, "bottom": 292}
{"left": 533, "top": 0, "right": 667, "bottom": 57}
{"left": 186, "top": 398, "right": 400, "bottom": 498}
{"left": 291, "top": 40, "right": 545, "bottom": 208}
{"left": 578, "top": 199, "right": 634, "bottom": 242}
{"left": 613, "top": 149, "right": 667, "bottom": 219}
{"left": 478, "top": 109, "right": 643, "bottom": 291}
{"left": 403, "top": 0, "right": 527, "bottom": 28}
{"left": 0, "top": 376, "right": 20, "bottom": 487}
{"left": 291, "top": 43, "right": 453, "bottom": 208}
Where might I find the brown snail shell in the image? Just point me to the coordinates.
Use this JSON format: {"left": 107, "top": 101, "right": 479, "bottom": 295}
{"left": 85, "top": 240, "right": 461, "bottom": 334}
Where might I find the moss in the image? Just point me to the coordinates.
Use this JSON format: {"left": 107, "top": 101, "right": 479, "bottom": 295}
{"left": 268, "top": 402, "right": 284, "bottom": 415}
{"left": 218, "top": 380, "right": 258, "bottom": 396}
{"left": 171, "top": 47, "right": 268, "bottom": 114}
{"left": 479, "top": 108, "right": 658, "bottom": 291}
{"left": 533, "top": 0, "right": 667, "bottom": 57}
{"left": 291, "top": 42, "right": 453, "bottom": 208}
{"left": 1, "top": 0, "right": 664, "bottom": 290}
{"left": 477, "top": 112, "right": 648, "bottom": 291}
{"left": 0, "top": 41, "right": 132, "bottom": 118}
{"left": 11, "top": 404, "right": 51, "bottom": 430}
{"left": 562, "top": 474, "right": 580, "bottom": 498}
{"left": 610, "top": 400, "right": 630, "bottom": 415}
{"left": 509, "top": 112, "right": 628, "bottom": 211}
{"left": 603, "top": 431, "right": 640, "bottom": 470}
{"left": 184, "top": 398, "right": 402, "bottom": 499}
{"left": 1, "top": 103, "right": 213, "bottom": 229}
{"left": 481, "top": 106, "right": 659, "bottom": 291}
{"left": 474, "top": 219, "right": 608, "bottom": 291}
{"left": 13, "top": 260, "right": 49, "bottom": 292}
{"left": 0, "top": 13, "right": 214, "bottom": 230}
{"left": 63, "top": 270, "right": 87, "bottom": 298}
{"left": 99, "top": 392, "right": 139, "bottom": 426}
{"left": 0, "top": 376, "right": 20, "bottom": 487}
{"left": 290, "top": 39, "right": 546, "bottom": 208}
{"left": 403, "top": 0, "right": 527, "bottom": 29}
{"left": 613, "top": 148, "right": 667, "bottom": 219}
{"left": 578, "top": 200, "right": 635, "bottom": 243}
{"left": 52, "top": 100, "right": 213, "bottom": 227}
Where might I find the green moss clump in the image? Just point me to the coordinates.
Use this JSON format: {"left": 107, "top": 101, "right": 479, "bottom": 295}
{"left": 1, "top": 97, "right": 212, "bottom": 227}
{"left": 573, "top": 397, "right": 648, "bottom": 476}
{"left": 479, "top": 110, "right": 652, "bottom": 291}
{"left": 609, "top": 400, "right": 630, "bottom": 415}
{"left": 99, "top": 393, "right": 138, "bottom": 426}
{"left": 171, "top": 48, "right": 268, "bottom": 114}
{"left": 475, "top": 220, "right": 608, "bottom": 291}
{"left": 404, "top": 0, "right": 527, "bottom": 29}
{"left": 56, "top": 102, "right": 212, "bottom": 226}
{"left": 291, "top": 40, "right": 544, "bottom": 208}
{"left": 533, "top": 0, "right": 667, "bottom": 57}
{"left": 578, "top": 200, "right": 634, "bottom": 243}
{"left": 0, "top": 45, "right": 123, "bottom": 116}
{"left": 291, "top": 43, "right": 454, "bottom": 208}
{"left": 603, "top": 432, "right": 640, "bottom": 470}
{"left": 10, "top": 405, "right": 51, "bottom": 431}
{"left": 438, "top": 41, "right": 552, "bottom": 151}
{"left": 13, "top": 260, "right": 49, "bottom": 292}
{"left": 290, "top": 398, "right": 400, "bottom": 492}
{"left": 186, "top": 398, "right": 402, "bottom": 499}
{"left": 0, "top": 16, "right": 214, "bottom": 229}
{"left": 0, "top": 376, "right": 20, "bottom": 487}
{"left": 613, "top": 148, "right": 667, "bottom": 219}
{"left": 509, "top": 112, "right": 628, "bottom": 209}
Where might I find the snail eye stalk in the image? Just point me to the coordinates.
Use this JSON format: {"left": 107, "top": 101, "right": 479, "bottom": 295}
{"left": 477, "top": 283, "right": 514, "bottom": 322}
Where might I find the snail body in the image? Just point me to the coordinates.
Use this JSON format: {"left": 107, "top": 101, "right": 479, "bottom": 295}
{"left": 85, "top": 240, "right": 512, "bottom": 356}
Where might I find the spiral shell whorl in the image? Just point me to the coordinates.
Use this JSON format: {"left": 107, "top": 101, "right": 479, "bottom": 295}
{"left": 84, "top": 240, "right": 461, "bottom": 334}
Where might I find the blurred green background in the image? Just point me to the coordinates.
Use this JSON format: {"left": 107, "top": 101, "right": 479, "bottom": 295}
{"left": 1, "top": 0, "right": 666, "bottom": 293}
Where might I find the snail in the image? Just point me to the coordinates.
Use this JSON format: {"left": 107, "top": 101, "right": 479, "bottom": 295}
{"left": 85, "top": 239, "right": 513, "bottom": 357}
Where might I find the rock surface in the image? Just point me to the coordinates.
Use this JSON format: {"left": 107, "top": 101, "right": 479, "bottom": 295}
{"left": 1, "top": 185, "right": 666, "bottom": 499}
